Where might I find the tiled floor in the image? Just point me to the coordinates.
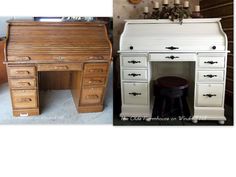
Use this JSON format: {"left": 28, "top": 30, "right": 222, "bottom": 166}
{"left": 0, "top": 65, "right": 113, "bottom": 124}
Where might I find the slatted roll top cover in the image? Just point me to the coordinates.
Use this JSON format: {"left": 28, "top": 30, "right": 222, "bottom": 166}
{"left": 6, "top": 20, "right": 112, "bottom": 63}
{"left": 119, "top": 18, "right": 227, "bottom": 52}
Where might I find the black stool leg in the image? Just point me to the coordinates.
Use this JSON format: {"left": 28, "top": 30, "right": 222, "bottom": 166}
{"left": 170, "top": 98, "right": 175, "bottom": 115}
{"left": 152, "top": 96, "right": 158, "bottom": 118}
{"left": 161, "top": 97, "right": 166, "bottom": 117}
{"left": 178, "top": 97, "right": 184, "bottom": 117}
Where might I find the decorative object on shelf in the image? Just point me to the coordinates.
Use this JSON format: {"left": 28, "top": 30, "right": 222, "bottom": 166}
{"left": 170, "top": 0, "right": 184, "bottom": 23}
{"left": 62, "top": 17, "right": 95, "bottom": 22}
{"left": 129, "top": 0, "right": 142, "bottom": 4}
{"left": 170, "top": 0, "right": 191, "bottom": 24}
{"left": 191, "top": 5, "right": 203, "bottom": 18}
{"left": 151, "top": 2, "right": 161, "bottom": 19}
{"left": 183, "top": 1, "right": 191, "bottom": 18}
{"left": 160, "top": 0, "right": 171, "bottom": 19}
{"left": 143, "top": 7, "right": 149, "bottom": 19}
{"left": 140, "top": 0, "right": 201, "bottom": 24}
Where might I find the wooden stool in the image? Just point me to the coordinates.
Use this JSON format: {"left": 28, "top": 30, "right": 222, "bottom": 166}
{"left": 154, "top": 76, "right": 189, "bottom": 117}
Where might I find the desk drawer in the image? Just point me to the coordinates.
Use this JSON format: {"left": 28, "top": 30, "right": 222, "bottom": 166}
{"left": 83, "top": 77, "right": 106, "bottom": 86}
{"left": 9, "top": 78, "right": 37, "bottom": 89}
{"left": 37, "top": 63, "right": 82, "bottom": 71}
{"left": 80, "top": 87, "right": 104, "bottom": 105}
{"left": 123, "top": 83, "right": 148, "bottom": 105}
{"left": 197, "top": 71, "right": 224, "bottom": 82}
{"left": 84, "top": 63, "right": 108, "bottom": 75}
{"left": 196, "top": 84, "right": 224, "bottom": 107}
{"left": 12, "top": 90, "right": 38, "bottom": 109}
{"left": 122, "top": 56, "right": 147, "bottom": 67}
{"left": 198, "top": 57, "right": 225, "bottom": 68}
{"left": 13, "top": 108, "right": 39, "bottom": 117}
{"left": 123, "top": 69, "right": 148, "bottom": 80}
{"left": 8, "top": 66, "right": 36, "bottom": 78}
{"left": 149, "top": 53, "right": 196, "bottom": 62}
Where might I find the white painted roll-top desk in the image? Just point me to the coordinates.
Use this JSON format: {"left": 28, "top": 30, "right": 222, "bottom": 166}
{"left": 119, "top": 18, "right": 228, "bottom": 124}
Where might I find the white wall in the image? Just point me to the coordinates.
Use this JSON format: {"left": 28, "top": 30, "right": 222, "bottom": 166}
{"left": 0, "top": 16, "right": 33, "bottom": 37}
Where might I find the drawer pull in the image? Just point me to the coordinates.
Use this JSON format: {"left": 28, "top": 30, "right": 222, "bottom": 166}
{"left": 128, "top": 73, "right": 141, "bottom": 77}
{"left": 20, "top": 113, "right": 29, "bottom": 117}
{"left": 128, "top": 60, "right": 141, "bottom": 64}
{"left": 89, "top": 69, "right": 104, "bottom": 73}
{"left": 166, "top": 46, "right": 179, "bottom": 50}
{"left": 16, "top": 70, "right": 30, "bottom": 74}
{"left": 54, "top": 66, "right": 68, "bottom": 70}
{"left": 88, "top": 56, "right": 104, "bottom": 60}
{"left": 55, "top": 56, "right": 65, "bottom": 60}
{"left": 18, "top": 82, "right": 31, "bottom": 86}
{"left": 16, "top": 56, "right": 31, "bottom": 61}
{"left": 86, "top": 95, "right": 99, "bottom": 99}
{"left": 203, "top": 94, "right": 216, "bottom": 98}
{"left": 204, "top": 61, "right": 218, "bottom": 64}
{"left": 165, "top": 55, "right": 179, "bottom": 60}
{"left": 129, "top": 92, "right": 141, "bottom": 96}
{"left": 203, "top": 74, "right": 217, "bottom": 78}
{"left": 17, "top": 98, "right": 32, "bottom": 103}
{"left": 88, "top": 80, "right": 103, "bottom": 84}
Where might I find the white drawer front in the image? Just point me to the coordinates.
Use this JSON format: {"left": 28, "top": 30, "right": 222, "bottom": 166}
{"left": 149, "top": 53, "right": 196, "bottom": 62}
{"left": 196, "top": 84, "right": 224, "bottom": 107}
{"left": 198, "top": 57, "right": 225, "bottom": 68}
{"left": 197, "top": 71, "right": 224, "bottom": 82}
{"left": 123, "top": 83, "right": 148, "bottom": 105}
{"left": 123, "top": 69, "right": 148, "bottom": 80}
{"left": 122, "top": 56, "right": 147, "bottom": 67}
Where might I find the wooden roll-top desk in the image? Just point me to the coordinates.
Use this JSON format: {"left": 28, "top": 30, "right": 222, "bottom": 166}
{"left": 4, "top": 20, "right": 112, "bottom": 117}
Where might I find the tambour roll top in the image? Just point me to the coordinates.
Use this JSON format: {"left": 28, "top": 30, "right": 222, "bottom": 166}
{"left": 6, "top": 20, "right": 112, "bottom": 63}
{"left": 120, "top": 18, "right": 227, "bottom": 52}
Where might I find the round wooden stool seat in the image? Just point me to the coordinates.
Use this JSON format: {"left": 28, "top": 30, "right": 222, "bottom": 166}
{"left": 156, "top": 76, "right": 189, "bottom": 90}
{"left": 153, "top": 76, "right": 189, "bottom": 118}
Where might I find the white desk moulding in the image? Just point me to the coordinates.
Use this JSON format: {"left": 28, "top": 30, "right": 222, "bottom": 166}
{"left": 119, "top": 19, "right": 228, "bottom": 124}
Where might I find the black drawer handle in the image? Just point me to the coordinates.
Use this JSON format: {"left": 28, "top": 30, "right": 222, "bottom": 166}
{"left": 165, "top": 56, "right": 179, "bottom": 60}
{"left": 128, "top": 60, "right": 141, "bottom": 64}
{"left": 128, "top": 73, "right": 141, "bottom": 77}
{"left": 204, "top": 61, "right": 218, "bottom": 64}
{"left": 203, "top": 74, "right": 217, "bottom": 78}
{"left": 203, "top": 94, "right": 216, "bottom": 98}
{"left": 166, "top": 46, "right": 179, "bottom": 50}
{"left": 129, "top": 92, "right": 141, "bottom": 96}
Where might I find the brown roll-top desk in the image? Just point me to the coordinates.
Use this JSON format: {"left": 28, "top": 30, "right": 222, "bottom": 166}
{"left": 4, "top": 20, "right": 112, "bottom": 117}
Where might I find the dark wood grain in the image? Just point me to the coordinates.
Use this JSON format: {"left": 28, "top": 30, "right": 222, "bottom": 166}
{"left": 201, "top": 0, "right": 232, "bottom": 9}
{"left": 201, "top": 4, "right": 233, "bottom": 18}
{"left": 227, "top": 54, "right": 233, "bottom": 66}
{"left": 201, "top": 0, "right": 233, "bottom": 107}
{"left": 226, "top": 78, "right": 233, "bottom": 91}
{"left": 228, "top": 42, "right": 233, "bottom": 54}
{"left": 226, "top": 67, "right": 233, "bottom": 80}
{"left": 224, "top": 29, "right": 233, "bottom": 41}
{"left": 221, "top": 16, "right": 233, "bottom": 28}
